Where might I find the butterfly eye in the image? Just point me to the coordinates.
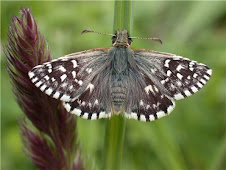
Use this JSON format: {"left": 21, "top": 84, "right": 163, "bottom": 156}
{"left": 128, "top": 37, "right": 133, "bottom": 45}
{"left": 112, "top": 36, "right": 117, "bottom": 44}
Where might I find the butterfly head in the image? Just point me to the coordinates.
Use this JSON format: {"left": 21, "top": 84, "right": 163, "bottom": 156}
{"left": 112, "top": 30, "right": 132, "bottom": 48}
{"left": 81, "top": 29, "right": 162, "bottom": 47}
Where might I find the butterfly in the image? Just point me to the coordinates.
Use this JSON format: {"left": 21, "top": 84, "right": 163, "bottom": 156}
{"left": 28, "top": 29, "right": 212, "bottom": 122}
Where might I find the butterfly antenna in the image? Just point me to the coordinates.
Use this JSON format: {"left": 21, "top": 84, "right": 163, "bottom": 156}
{"left": 81, "top": 29, "right": 115, "bottom": 37}
{"left": 129, "top": 36, "right": 163, "bottom": 44}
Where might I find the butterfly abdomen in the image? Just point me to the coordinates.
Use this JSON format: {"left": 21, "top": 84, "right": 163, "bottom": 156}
{"left": 110, "top": 79, "right": 127, "bottom": 113}
{"left": 109, "top": 47, "right": 131, "bottom": 113}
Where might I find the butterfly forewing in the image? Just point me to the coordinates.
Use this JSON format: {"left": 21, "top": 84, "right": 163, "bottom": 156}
{"left": 28, "top": 48, "right": 109, "bottom": 102}
{"left": 29, "top": 48, "right": 114, "bottom": 119}
{"left": 134, "top": 49, "right": 212, "bottom": 100}
{"left": 28, "top": 49, "right": 107, "bottom": 102}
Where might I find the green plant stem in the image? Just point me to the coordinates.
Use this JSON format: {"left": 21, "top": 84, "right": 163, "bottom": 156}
{"left": 103, "top": 116, "right": 126, "bottom": 169}
{"left": 113, "top": 0, "right": 133, "bottom": 34}
{"left": 102, "top": 0, "right": 133, "bottom": 169}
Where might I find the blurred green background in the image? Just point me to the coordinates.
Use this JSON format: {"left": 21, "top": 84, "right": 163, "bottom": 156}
{"left": 1, "top": 1, "right": 226, "bottom": 170}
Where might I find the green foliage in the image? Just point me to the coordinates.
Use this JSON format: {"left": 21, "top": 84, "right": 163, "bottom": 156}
{"left": 1, "top": 1, "right": 225, "bottom": 170}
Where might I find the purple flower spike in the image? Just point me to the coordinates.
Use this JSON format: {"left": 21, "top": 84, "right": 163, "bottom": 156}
{"left": 4, "top": 8, "right": 84, "bottom": 170}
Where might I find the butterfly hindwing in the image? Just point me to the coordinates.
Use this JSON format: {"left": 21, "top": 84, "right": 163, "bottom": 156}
{"left": 124, "top": 68, "right": 175, "bottom": 122}
{"left": 63, "top": 68, "right": 113, "bottom": 120}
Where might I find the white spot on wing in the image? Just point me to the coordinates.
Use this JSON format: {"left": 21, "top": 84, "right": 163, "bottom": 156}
{"left": 149, "top": 115, "right": 155, "bottom": 121}
{"left": 189, "top": 67, "right": 194, "bottom": 71}
{"left": 191, "top": 86, "right": 198, "bottom": 93}
{"left": 193, "top": 73, "right": 198, "bottom": 78}
{"left": 94, "top": 99, "right": 99, "bottom": 105}
{"left": 161, "top": 80, "right": 166, "bottom": 84}
{"left": 28, "top": 72, "right": 35, "bottom": 78}
{"left": 72, "top": 71, "right": 76, "bottom": 78}
{"left": 58, "top": 66, "right": 66, "bottom": 72}
{"left": 81, "top": 101, "right": 86, "bottom": 106}
{"left": 71, "top": 60, "right": 77, "bottom": 68}
{"left": 174, "top": 93, "right": 184, "bottom": 100}
{"left": 167, "top": 70, "right": 172, "bottom": 76}
{"left": 153, "top": 85, "right": 159, "bottom": 92}
{"left": 176, "top": 65, "right": 183, "bottom": 71}
{"left": 170, "top": 84, "right": 176, "bottom": 89}
{"left": 78, "top": 80, "right": 83, "bottom": 86}
{"left": 82, "top": 113, "right": 89, "bottom": 119}
{"left": 86, "top": 83, "right": 94, "bottom": 92}
{"left": 176, "top": 81, "right": 182, "bottom": 87}
{"left": 61, "top": 94, "right": 71, "bottom": 101}
{"left": 140, "top": 100, "right": 144, "bottom": 106}
{"left": 189, "top": 62, "right": 195, "bottom": 66}
{"left": 161, "top": 78, "right": 169, "bottom": 85}
{"left": 156, "top": 111, "right": 165, "bottom": 118}
{"left": 164, "top": 59, "right": 170, "bottom": 68}
{"left": 86, "top": 68, "right": 92, "bottom": 74}
{"left": 167, "top": 102, "right": 175, "bottom": 113}
{"left": 69, "top": 85, "right": 73, "bottom": 90}
{"left": 45, "top": 88, "right": 53, "bottom": 95}
{"left": 60, "top": 82, "right": 66, "bottom": 87}
{"left": 204, "top": 75, "right": 210, "bottom": 80}
{"left": 197, "top": 82, "right": 203, "bottom": 88}
{"left": 40, "top": 84, "right": 47, "bottom": 91}
{"left": 60, "top": 74, "right": 67, "bottom": 82}
{"left": 146, "top": 105, "right": 150, "bottom": 109}
{"left": 44, "top": 75, "right": 50, "bottom": 80}
{"left": 71, "top": 108, "right": 82, "bottom": 116}
{"left": 61, "top": 82, "right": 67, "bottom": 88}
{"left": 91, "top": 113, "right": 97, "bottom": 120}
{"left": 63, "top": 102, "right": 71, "bottom": 112}
{"left": 53, "top": 91, "right": 60, "bottom": 99}
{"left": 184, "top": 89, "right": 191, "bottom": 96}
{"left": 177, "top": 73, "right": 183, "bottom": 80}
{"left": 31, "top": 77, "right": 38, "bottom": 83}
{"left": 207, "top": 69, "right": 212, "bottom": 75}
{"left": 35, "top": 81, "right": 42, "bottom": 87}
{"left": 200, "top": 79, "right": 206, "bottom": 84}
{"left": 140, "top": 115, "right": 146, "bottom": 122}
{"left": 99, "top": 111, "right": 106, "bottom": 118}
{"left": 145, "top": 85, "right": 154, "bottom": 94}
